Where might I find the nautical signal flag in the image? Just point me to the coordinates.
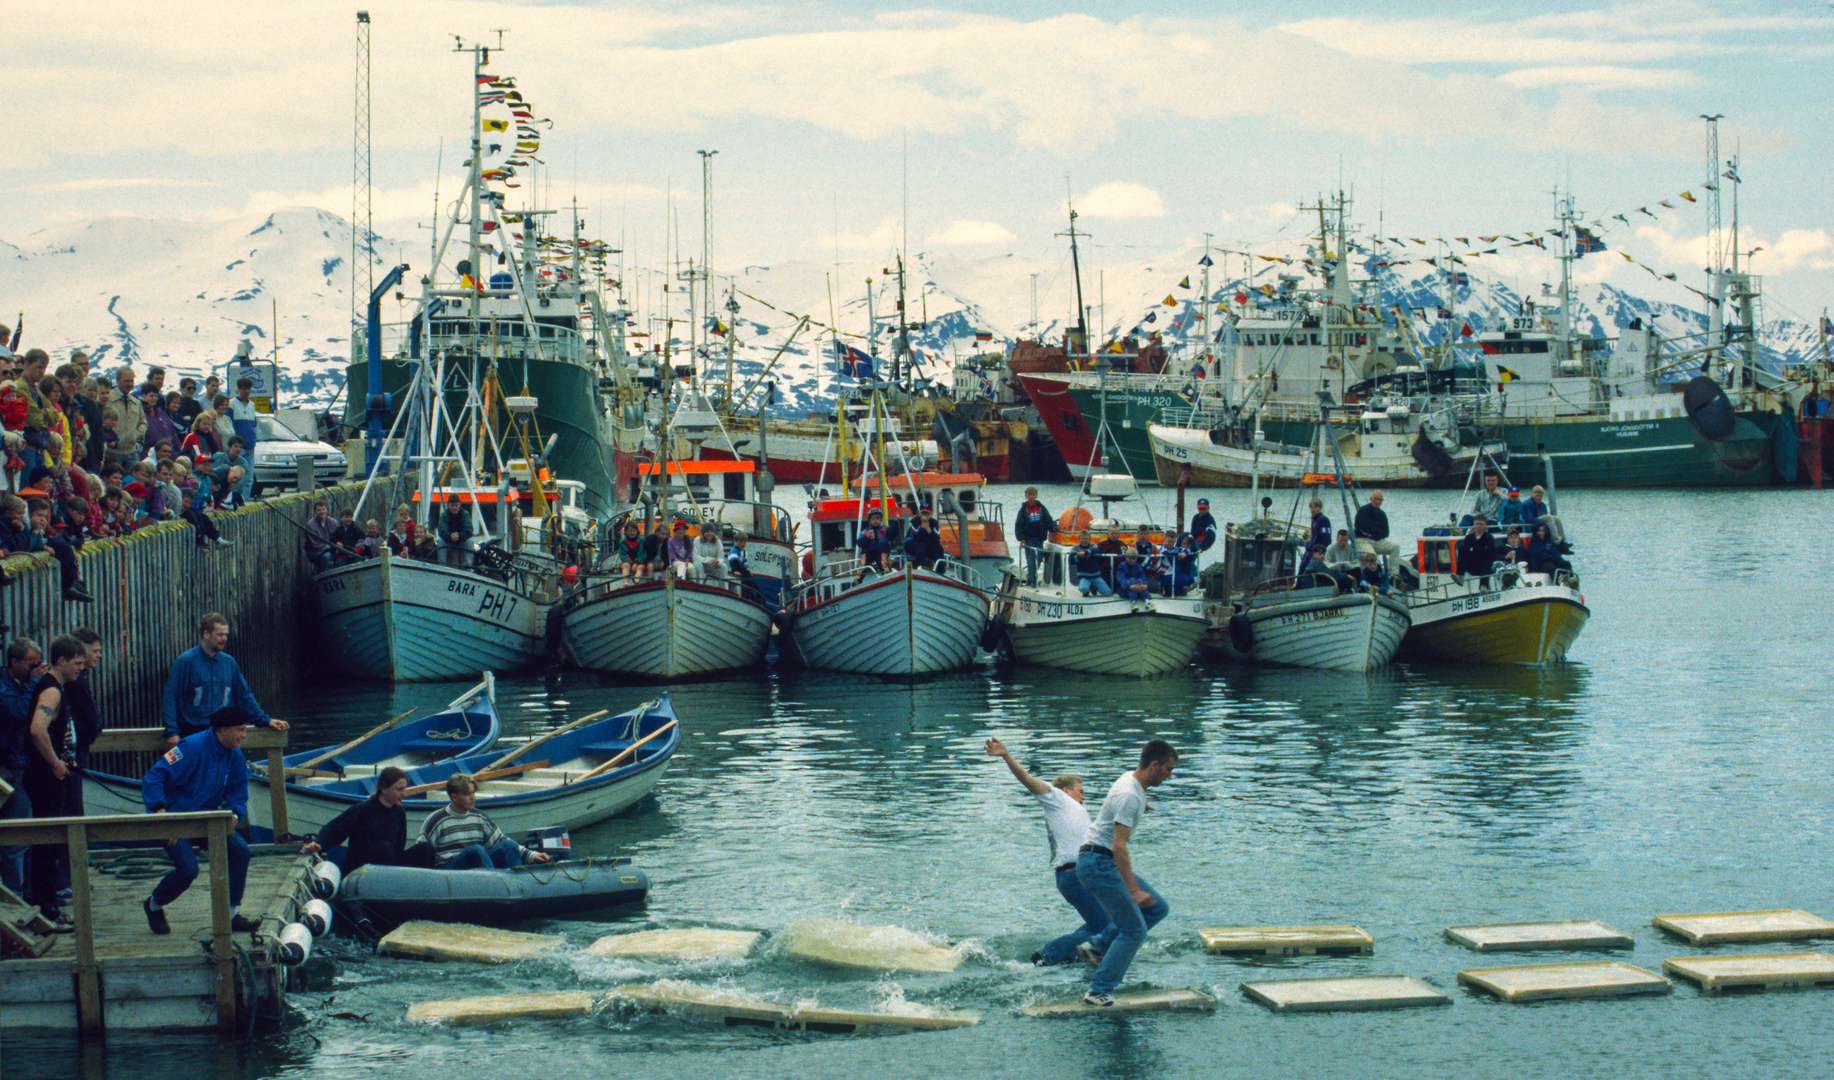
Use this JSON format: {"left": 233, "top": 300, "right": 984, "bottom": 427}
{"left": 1451, "top": 272, "right": 1470, "bottom": 287}
{"left": 1497, "top": 366, "right": 1520, "bottom": 383}
{"left": 974, "top": 331, "right": 993, "bottom": 342}
{"left": 1821, "top": 315, "right": 1833, "bottom": 337}
{"left": 1198, "top": 254, "right": 1213, "bottom": 267}
{"left": 834, "top": 341, "right": 874, "bottom": 378}
{"left": 1177, "top": 277, "right": 1190, "bottom": 289}
{"left": 1162, "top": 294, "right": 1178, "bottom": 306}
{"left": 1436, "top": 306, "right": 1451, "bottom": 319}
{"left": 1235, "top": 290, "right": 1248, "bottom": 305}
{"left": 1144, "top": 312, "right": 1157, "bottom": 324}
{"left": 484, "top": 119, "right": 509, "bottom": 132}
{"left": 1573, "top": 226, "right": 1606, "bottom": 256}
{"left": 1461, "top": 322, "right": 1474, "bottom": 337}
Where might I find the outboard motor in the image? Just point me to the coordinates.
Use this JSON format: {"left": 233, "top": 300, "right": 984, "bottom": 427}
{"left": 525, "top": 826, "right": 572, "bottom": 861}
{"left": 301, "top": 898, "right": 334, "bottom": 937}
{"left": 275, "top": 922, "right": 314, "bottom": 966}
{"left": 309, "top": 858, "right": 343, "bottom": 900}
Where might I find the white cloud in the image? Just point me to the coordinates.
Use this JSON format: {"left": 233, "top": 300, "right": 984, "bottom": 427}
{"left": 1500, "top": 65, "right": 1695, "bottom": 90}
{"left": 925, "top": 220, "right": 1015, "bottom": 246}
{"left": 30, "top": 178, "right": 221, "bottom": 193}
{"left": 1074, "top": 182, "right": 1165, "bottom": 220}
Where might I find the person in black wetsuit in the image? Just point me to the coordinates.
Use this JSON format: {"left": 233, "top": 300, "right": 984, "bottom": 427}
{"left": 300, "top": 766, "right": 433, "bottom": 872}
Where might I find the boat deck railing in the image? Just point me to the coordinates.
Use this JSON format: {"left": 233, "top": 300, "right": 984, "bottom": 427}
{"left": 1399, "top": 565, "right": 1578, "bottom": 603}
{"left": 794, "top": 553, "right": 986, "bottom": 607}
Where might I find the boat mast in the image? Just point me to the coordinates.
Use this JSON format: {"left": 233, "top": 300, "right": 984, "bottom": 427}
{"left": 1199, "top": 232, "right": 1212, "bottom": 378}
{"left": 1059, "top": 197, "right": 1089, "bottom": 355}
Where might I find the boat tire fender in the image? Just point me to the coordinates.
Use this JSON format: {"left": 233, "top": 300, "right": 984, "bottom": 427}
{"left": 980, "top": 608, "right": 1009, "bottom": 651}
{"left": 1227, "top": 613, "right": 1255, "bottom": 654}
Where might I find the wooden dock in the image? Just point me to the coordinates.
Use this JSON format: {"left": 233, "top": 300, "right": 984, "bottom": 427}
{"left": 1, "top": 732, "right": 321, "bottom": 1034}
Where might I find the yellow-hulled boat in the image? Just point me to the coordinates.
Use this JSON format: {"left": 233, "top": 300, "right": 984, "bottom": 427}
{"left": 1396, "top": 533, "right": 1589, "bottom": 665}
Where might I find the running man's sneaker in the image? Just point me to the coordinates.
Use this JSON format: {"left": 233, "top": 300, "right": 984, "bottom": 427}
{"left": 1082, "top": 991, "right": 1115, "bottom": 1007}
{"left": 1076, "top": 941, "right": 1103, "bottom": 967}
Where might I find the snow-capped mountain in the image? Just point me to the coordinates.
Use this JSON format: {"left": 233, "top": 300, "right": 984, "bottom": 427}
{"left": 0, "top": 209, "right": 1818, "bottom": 419}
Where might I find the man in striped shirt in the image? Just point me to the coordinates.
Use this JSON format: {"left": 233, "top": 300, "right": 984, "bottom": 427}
{"left": 418, "top": 773, "right": 553, "bottom": 870}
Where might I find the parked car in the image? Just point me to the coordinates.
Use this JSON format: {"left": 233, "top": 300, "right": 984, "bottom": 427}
{"left": 250, "top": 413, "right": 349, "bottom": 492}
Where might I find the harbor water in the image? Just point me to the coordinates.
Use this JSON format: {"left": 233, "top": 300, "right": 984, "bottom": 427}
{"left": 6, "top": 483, "right": 1831, "bottom": 1079}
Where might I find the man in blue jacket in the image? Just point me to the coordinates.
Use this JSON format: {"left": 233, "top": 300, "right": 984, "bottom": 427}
{"left": 140, "top": 705, "right": 259, "bottom": 935}
{"left": 1187, "top": 498, "right": 1217, "bottom": 558}
{"left": 162, "top": 613, "right": 288, "bottom": 748}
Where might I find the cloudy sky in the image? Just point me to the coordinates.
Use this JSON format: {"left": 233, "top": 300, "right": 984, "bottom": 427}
{"left": 10, "top": 0, "right": 1833, "bottom": 324}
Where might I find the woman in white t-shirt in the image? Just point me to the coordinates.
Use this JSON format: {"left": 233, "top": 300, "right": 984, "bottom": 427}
{"left": 985, "top": 738, "right": 1113, "bottom": 967}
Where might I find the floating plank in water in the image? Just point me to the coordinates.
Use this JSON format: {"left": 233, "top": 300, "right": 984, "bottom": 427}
{"left": 609, "top": 981, "right": 978, "bottom": 1032}
{"left": 782, "top": 918, "right": 961, "bottom": 973}
{"left": 407, "top": 991, "right": 596, "bottom": 1025}
{"left": 1022, "top": 988, "right": 1216, "bottom": 1017}
{"left": 1663, "top": 952, "right": 1834, "bottom": 993}
{"left": 1241, "top": 975, "right": 1451, "bottom": 1013}
{"left": 588, "top": 928, "right": 761, "bottom": 961}
{"left": 1651, "top": 909, "right": 1834, "bottom": 946}
{"left": 1457, "top": 961, "right": 1671, "bottom": 1003}
{"left": 1445, "top": 919, "right": 1634, "bottom": 952}
{"left": 1198, "top": 926, "right": 1373, "bottom": 956}
{"left": 379, "top": 920, "right": 563, "bottom": 964}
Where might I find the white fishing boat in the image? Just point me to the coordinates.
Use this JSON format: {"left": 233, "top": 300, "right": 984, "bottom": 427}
{"left": 1198, "top": 516, "right": 1410, "bottom": 673}
{"left": 992, "top": 474, "right": 1206, "bottom": 677}
{"left": 781, "top": 494, "right": 988, "bottom": 676}
{"left": 561, "top": 569, "right": 771, "bottom": 680}
{"left": 851, "top": 470, "right": 1015, "bottom": 585}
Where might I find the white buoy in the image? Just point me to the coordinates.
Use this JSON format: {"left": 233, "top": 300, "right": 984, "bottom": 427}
{"left": 276, "top": 923, "right": 314, "bottom": 966}
{"left": 302, "top": 898, "right": 334, "bottom": 937}
{"left": 310, "top": 860, "right": 342, "bottom": 899}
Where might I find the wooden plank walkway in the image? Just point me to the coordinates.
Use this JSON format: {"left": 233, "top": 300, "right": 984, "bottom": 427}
{"left": 1, "top": 849, "right": 317, "bottom": 1031}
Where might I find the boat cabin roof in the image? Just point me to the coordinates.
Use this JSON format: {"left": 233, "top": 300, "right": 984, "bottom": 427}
{"left": 850, "top": 471, "right": 986, "bottom": 490}
{"left": 809, "top": 496, "right": 907, "bottom": 524}
{"left": 639, "top": 460, "right": 758, "bottom": 476}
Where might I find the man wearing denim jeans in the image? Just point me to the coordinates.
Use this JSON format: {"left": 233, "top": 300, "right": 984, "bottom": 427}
{"left": 983, "top": 737, "right": 1106, "bottom": 966}
{"left": 1075, "top": 739, "right": 1177, "bottom": 1006}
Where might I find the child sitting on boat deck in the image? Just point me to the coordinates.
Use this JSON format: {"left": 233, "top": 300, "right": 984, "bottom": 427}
{"left": 1351, "top": 551, "right": 1391, "bottom": 596}
{"left": 1159, "top": 533, "right": 1198, "bottom": 597}
{"left": 691, "top": 525, "right": 727, "bottom": 582}
{"left": 855, "top": 508, "right": 893, "bottom": 574}
{"left": 1070, "top": 531, "right": 1112, "bottom": 597}
{"left": 1114, "top": 551, "right": 1154, "bottom": 611}
{"left": 608, "top": 519, "right": 651, "bottom": 580}
{"left": 418, "top": 773, "right": 552, "bottom": 871}
{"left": 665, "top": 520, "right": 695, "bottom": 578}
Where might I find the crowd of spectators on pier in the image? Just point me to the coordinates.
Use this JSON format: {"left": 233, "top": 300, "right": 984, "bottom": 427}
{"left": 0, "top": 327, "right": 268, "bottom": 605}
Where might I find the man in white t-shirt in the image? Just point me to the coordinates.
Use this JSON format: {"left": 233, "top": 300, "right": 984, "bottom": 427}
{"left": 1075, "top": 739, "right": 1177, "bottom": 1006}
{"left": 985, "top": 737, "right": 1110, "bottom": 966}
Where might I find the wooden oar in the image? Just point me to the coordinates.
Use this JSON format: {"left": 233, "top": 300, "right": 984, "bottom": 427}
{"left": 401, "top": 759, "right": 550, "bottom": 798}
{"left": 569, "top": 719, "right": 677, "bottom": 784}
{"left": 483, "top": 709, "right": 611, "bottom": 771}
{"left": 283, "top": 707, "right": 418, "bottom": 774}
{"left": 278, "top": 768, "right": 343, "bottom": 780}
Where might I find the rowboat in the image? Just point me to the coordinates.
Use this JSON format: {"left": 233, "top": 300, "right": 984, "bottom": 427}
{"left": 81, "top": 676, "right": 502, "bottom": 822}
{"left": 280, "top": 695, "right": 681, "bottom": 836}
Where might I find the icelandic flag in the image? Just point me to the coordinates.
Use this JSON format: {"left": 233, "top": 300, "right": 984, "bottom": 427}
{"left": 1451, "top": 271, "right": 1470, "bottom": 287}
{"left": 834, "top": 341, "right": 874, "bottom": 378}
{"left": 1822, "top": 315, "right": 1834, "bottom": 338}
{"left": 1573, "top": 226, "right": 1606, "bottom": 256}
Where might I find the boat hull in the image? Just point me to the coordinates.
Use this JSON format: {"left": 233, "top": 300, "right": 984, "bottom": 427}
{"left": 314, "top": 555, "right": 551, "bottom": 682}
{"left": 785, "top": 568, "right": 987, "bottom": 676}
{"left": 1203, "top": 591, "right": 1411, "bottom": 672}
{"left": 1150, "top": 425, "right": 1458, "bottom": 489}
{"left": 562, "top": 575, "right": 771, "bottom": 680}
{"left": 1003, "top": 594, "right": 1206, "bottom": 677}
{"left": 1399, "top": 579, "right": 1590, "bottom": 664}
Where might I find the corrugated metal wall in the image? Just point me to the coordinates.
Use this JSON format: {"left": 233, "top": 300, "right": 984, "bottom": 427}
{"left": 3, "top": 475, "right": 414, "bottom": 762}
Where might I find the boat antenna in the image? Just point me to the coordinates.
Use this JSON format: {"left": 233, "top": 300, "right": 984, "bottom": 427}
{"left": 1059, "top": 178, "right": 1088, "bottom": 354}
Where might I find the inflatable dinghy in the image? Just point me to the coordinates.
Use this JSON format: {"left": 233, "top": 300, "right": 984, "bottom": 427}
{"left": 337, "top": 857, "right": 650, "bottom": 928}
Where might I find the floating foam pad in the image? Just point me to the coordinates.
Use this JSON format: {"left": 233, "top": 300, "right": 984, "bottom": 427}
{"left": 1662, "top": 952, "right": 1834, "bottom": 993}
{"left": 609, "top": 981, "right": 979, "bottom": 1032}
{"left": 1651, "top": 910, "right": 1834, "bottom": 946}
{"left": 1457, "top": 961, "right": 1670, "bottom": 1003}
{"left": 1022, "top": 988, "right": 1216, "bottom": 1017}
{"left": 588, "top": 928, "right": 762, "bottom": 961}
{"left": 407, "top": 991, "right": 596, "bottom": 1025}
{"left": 1241, "top": 975, "right": 1451, "bottom": 1013}
{"left": 1199, "top": 926, "right": 1373, "bottom": 956}
{"left": 1445, "top": 919, "right": 1634, "bottom": 952}
{"left": 781, "top": 918, "right": 962, "bottom": 973}
{"left": 379, "top": 921, "right": 563, "bottom": 964}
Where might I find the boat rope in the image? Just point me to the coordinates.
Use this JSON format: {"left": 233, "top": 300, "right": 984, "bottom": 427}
{"left": 421, "top": 726, "right": 477, "bottom": 740}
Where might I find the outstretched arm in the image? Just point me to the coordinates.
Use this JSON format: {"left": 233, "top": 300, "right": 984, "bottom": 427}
{"left": 984, "top": 737, "right": 1051, "bottom": 795}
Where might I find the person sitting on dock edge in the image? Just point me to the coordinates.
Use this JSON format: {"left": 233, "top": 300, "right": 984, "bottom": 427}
{"left": 162, "top": 613, "right": 288, "bottom": 748}
{"left": 140, "top": 705, "right": 262, "bottom": 936}
{"left": 418, "top": 773, "right": 553, "bottom": 870}
{"left": 984, "top": 737, "right": 1110, "bottom": 967}
{"left": 1077, "top": 739, "right": 1177, "bottom": 1007}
